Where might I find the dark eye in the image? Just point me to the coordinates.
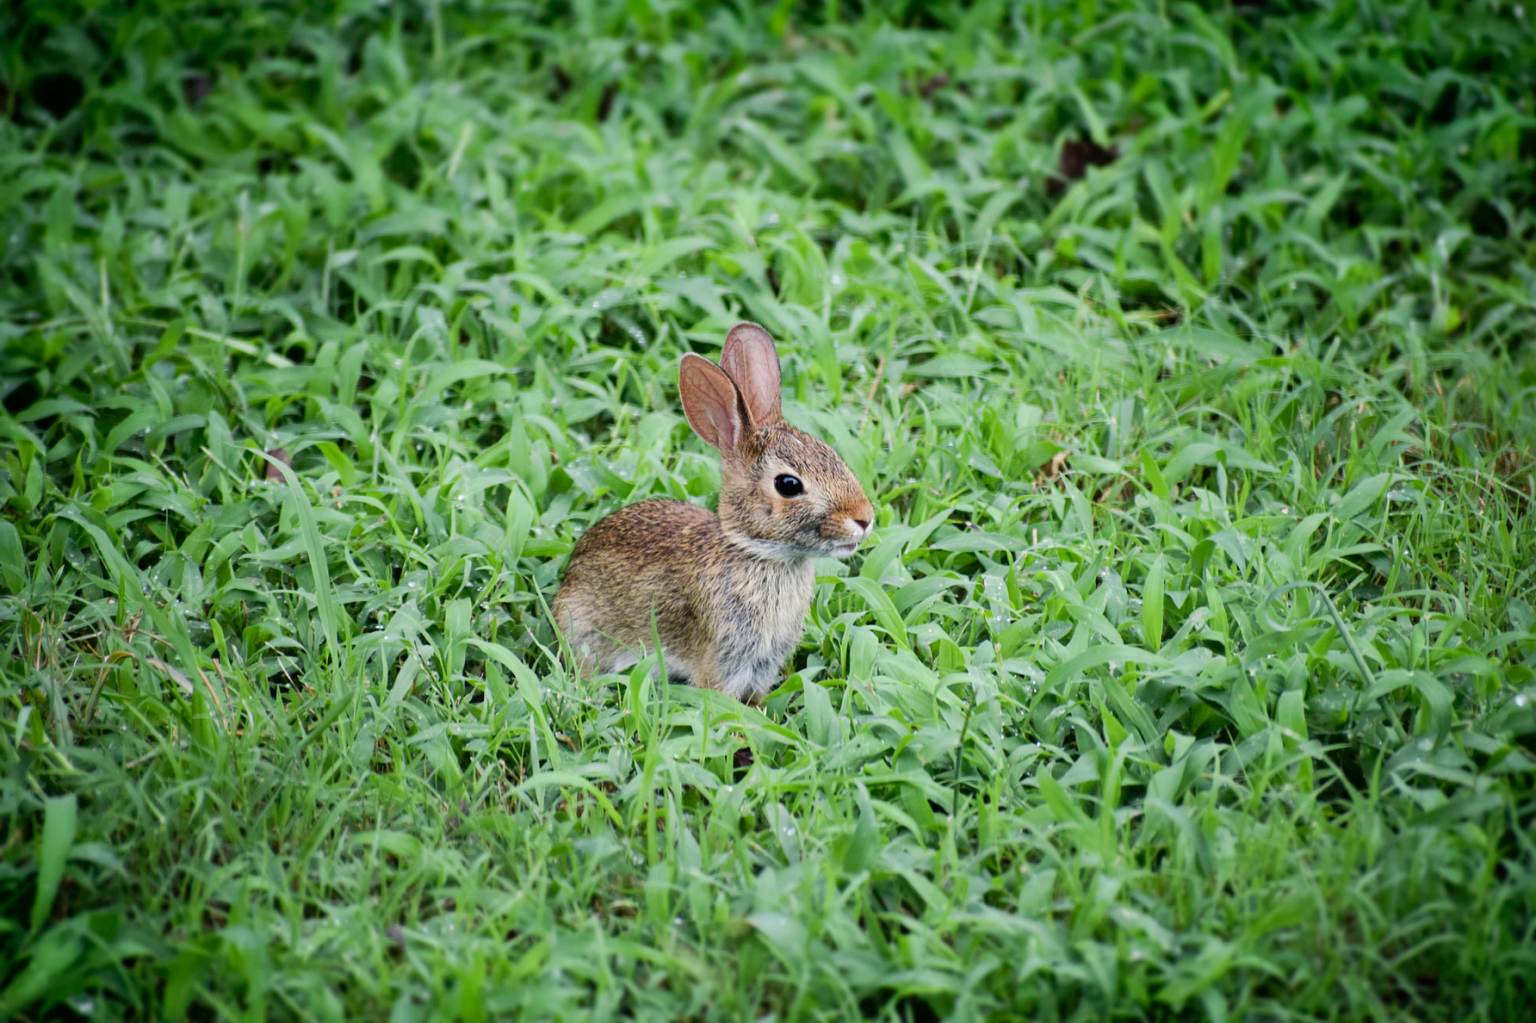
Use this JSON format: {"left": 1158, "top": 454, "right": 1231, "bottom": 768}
{"left": 774, "top": 474, "right": 804, "bottom": 497}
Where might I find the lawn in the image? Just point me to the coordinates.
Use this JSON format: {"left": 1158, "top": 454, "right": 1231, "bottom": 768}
{"left": 2, "top": 0, "right": 1535, "bottom": 1019}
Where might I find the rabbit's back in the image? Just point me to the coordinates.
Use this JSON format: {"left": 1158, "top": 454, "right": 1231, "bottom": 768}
{"left": 553, "top": 498, "right": 718, "bottom": 679}
{"left": 570, "top": 497, "right": 717, "bottom": 560}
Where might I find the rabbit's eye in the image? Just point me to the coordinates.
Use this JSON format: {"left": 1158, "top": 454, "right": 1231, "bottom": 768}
{"left": 774, "top": 474, "right": 805, "bottom": 497}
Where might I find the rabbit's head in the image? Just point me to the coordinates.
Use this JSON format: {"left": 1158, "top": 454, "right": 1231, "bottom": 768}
{"left": 679, "top": 323, "right": 873, "bottom": 560}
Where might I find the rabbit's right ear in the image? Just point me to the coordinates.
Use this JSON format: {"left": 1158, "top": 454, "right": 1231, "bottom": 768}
{"left": 679, "top": 353, "right": 747, "bottom": 452}
{"left": 720, "top": 322, "right": 783, "bottom": 427}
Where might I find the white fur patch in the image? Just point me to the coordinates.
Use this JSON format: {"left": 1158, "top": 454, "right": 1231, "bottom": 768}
{"left": 720, "top": 669, "right": 766, "bottom": 701}
{"left": 725, "top": 534, "right": 809, "bottom": 562}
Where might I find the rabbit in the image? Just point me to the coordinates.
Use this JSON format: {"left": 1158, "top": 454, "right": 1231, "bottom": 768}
{"left": 550, "top": 322, "right": 875, "bottom": 704}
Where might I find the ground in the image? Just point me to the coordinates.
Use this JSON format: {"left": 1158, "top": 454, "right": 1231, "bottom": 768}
{"left": 1, "top": 2, "right": 1534, "bottom": 1021}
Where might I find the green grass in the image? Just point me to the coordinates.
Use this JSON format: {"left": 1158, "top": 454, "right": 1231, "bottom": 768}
{"left": 2, "top": 0, "right": 1535, "bottom": 1019}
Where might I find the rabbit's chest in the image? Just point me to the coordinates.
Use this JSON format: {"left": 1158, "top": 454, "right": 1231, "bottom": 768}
{"left": 711, "top": 560, "right": 816, "bottom": 680}
{"left": 751, "top": 561, "right": 816, "bottom": 650}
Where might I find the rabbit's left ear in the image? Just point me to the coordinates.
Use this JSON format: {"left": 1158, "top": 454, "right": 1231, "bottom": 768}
{"left": 679, "top": 353, "right": 748, "bottom": 452}
{"left": 720, "top": 321, "right": 782, "bottom": 428}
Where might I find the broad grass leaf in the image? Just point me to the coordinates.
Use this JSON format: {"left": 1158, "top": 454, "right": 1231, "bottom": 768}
{"left": 102, "top": 404, "right": 159, "bottom": 454}
{"left": 350, "top": 830, "right": 423, "bottom": 860}
{"left": 1367, "top": 408, "right": 1420, "bottom": 458}
{"left": 837, "top": 783, "right": 880, "bottom": 874}
{"left": 848, "top": 627, "right": 878, "bottom": 681}
{"left": 0, "top": 520, "right": 25, "bottom": 592}
{"left": 1158, "top": 326, "right": 1263, "bottom": 366}
{"left": 462, "top": 636, "right": 540, "bottom": 691}
{"left": 974, "top": 186, "right": 1024, "bottom": 236}
{"left": 516, "top": 772, "right": 622, "bottom": 826}
{"left": 1101, "top": 678, "right": 1161, "bottom": 747}
{"left": 844, "top": 576, "right": 910, "bottom": 651}
{"left": 1303, "top": 173, "right": 1350, "bottom": 235}
{"left": 1070, "top": 84, "right": 1111, "bottom": 148}
{"left": 930, "top": 531, "right": 1027, "bottom": 553}
{"left": 14, "top": 397, "right": 92, "bottom": 423}
{"left": 747, "top": 912, "right": 807, "bottom": 962}
{"left": 315, "top": 441, "right": 356, "bottom": 486}
{"left": 29, "top": 795, "right": 76, "bottom": 933}
{"left": 503, "top": 488, "right": 535, "bottom": 561}
{"left": 1157, "top": 936, "right": 1235, "bottom": 1008}
{"left": 147, "top": 414, "right": 205, "bottom": 446}
{"left": 161, "top": 935, "right": 220, "bottom": 1021}
{"left": 1407, "top": 792, "right": 1508, "bottom": 828}
{"left": 262, "top": 453, "right": 340, "bottom": 656}
{"left": 57, "top": 506, "right": 140, "bottom": 595}
{"left": 1036, "top": 765, "right": 1094, "bottom": 834}
{"left": 1142, "top": 554, "right": 1166, "bottom": 648}
{"left": 572, "top": 193, "right": 645, "bottom": 235}
{"left": 733, "top": 118, "right": 814, "bottom": 184}
{"left": 0, "top": 920, "right": 85, "bottom": 1016}
{"left": 1044, "top": 645, "right": 1169, "bottom": 689}
{"left": 1227, "top": 675, "right": 1268, "bottom": 738}
{"left": 1145, "top": 797, "right": 1215, "bottom": 876}
{"left": 1366, "top": 670, "right": 1453, "bottom": 742}
{"left": 858, "top": 530, "right": 908, "bottom": 581}
{"left": 335, "top": 341, "right": 368, "bottom": 408}
{"left": 634, "top": 236, "right": 714, "bottom": 279}
{"left": 768, "top": 802, "right": 801, "bottom": 863}
{"left": 386, "top": 653, "right": 422, "bottom": 709}
{"left": 906, "top": 354, "right": 991, "bottom": 379}
{"left": 1334, "top": 471, "right": 1391, "bottom": 522}
{"left": 903, "top": 508, "right": 955, "bottom": 557}
{"left": 418, "top": 360, "right": 511, "bottom": 405}
{"left": 801, "top": 678, "right": 841, "bottom": 747}
{"left": 1141, "top": 449, "right": 1170, "bottom": 500}
{"left": 1070, "top": 452, "right": 1123, "bottom": 474}
{"left": 1277, "top": 690, "right": 1313, "bottom": 790}
{"left": 1282, "top": 513, "right": 1329, "bottom": 566}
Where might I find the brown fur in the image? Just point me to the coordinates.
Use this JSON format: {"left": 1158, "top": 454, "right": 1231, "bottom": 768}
{"left": 550, "top": 323, "right": 874, "bottom": 702}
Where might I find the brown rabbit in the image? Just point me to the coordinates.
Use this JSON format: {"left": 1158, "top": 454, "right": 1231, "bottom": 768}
{"left": 551, "top": 322, "right": 874, "bottom": 703}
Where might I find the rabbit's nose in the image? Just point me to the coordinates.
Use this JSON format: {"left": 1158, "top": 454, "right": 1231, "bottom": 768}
{"left": 852, "top": 518, "right": 870, "bottom": 533}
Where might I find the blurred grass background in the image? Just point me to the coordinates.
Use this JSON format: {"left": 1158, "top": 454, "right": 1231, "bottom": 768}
{"left": 1, "top": 0, "right": 1534, "bottom": 1019}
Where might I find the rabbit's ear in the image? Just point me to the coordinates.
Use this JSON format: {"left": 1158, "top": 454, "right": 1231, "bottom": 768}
{"left": 680, "top": 353, "right": 748, "bottom": 452}
{"left": 720, "top": 322, "right": 782, "bottom": 427}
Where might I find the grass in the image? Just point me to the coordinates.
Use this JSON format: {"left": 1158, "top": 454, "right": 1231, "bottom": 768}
{"left": 1, "top": 0, "right": 1535, "bottom": 1019}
